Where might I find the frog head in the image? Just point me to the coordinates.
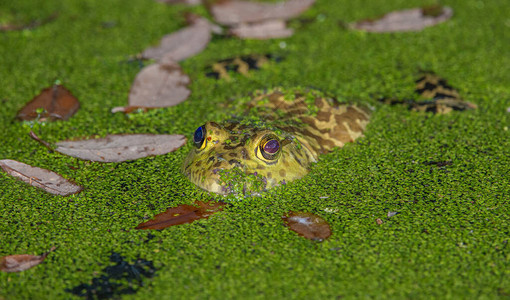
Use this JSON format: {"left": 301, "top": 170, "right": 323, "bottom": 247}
{"left": 182, "top": 121, "right": 316, "bottom": 195}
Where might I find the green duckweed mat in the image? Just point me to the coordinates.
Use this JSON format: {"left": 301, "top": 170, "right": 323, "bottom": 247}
{"left": 1, "top": 0, "right": 509, "bottom": 299}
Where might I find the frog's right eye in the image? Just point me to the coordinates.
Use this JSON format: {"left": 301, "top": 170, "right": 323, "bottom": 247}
{"left": 193, "top": 125, "right": 206, "bottom": 149}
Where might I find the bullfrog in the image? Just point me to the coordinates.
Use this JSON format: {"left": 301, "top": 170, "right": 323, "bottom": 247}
{"left": 182, "top": 88, "right": 371, "bottom": 195}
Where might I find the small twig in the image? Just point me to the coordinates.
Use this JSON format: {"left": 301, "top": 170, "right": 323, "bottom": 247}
{"left": 29, "top": 131, "right": 54, "bottom": 153}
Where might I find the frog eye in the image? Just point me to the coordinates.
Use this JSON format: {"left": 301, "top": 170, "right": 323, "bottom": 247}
{"left": 193, "top": 125, "right": 206, "bottom": 149}
{"left": 259, "top": 135, "right": 280, "bottom": 160}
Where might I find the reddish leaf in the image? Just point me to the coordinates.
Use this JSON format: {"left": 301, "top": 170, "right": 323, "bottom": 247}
{"left": 282, "top": 211, "right": 331, "bottom": 241}
{"left": 136, "top": 200, "right": 227, "bottom": 230}
{"left": 17, "top": 85, "right": 80, "bottom": 121}
{"left": 142, "top": 16, "right": 213, "bottom": 61}
{"left": 55, "top": 134, "right": 186, "bottom": 162}
{"left": 351, "top": 6, "right": 453, "bottom": 32}
{"left": 210, "top": 0, "right": 316, "bottom": 25}
{"left": 230, "top": 20, "right": 294, "bottom": 39}
{"left": 1, "top": 247, "right": 56, "bottom": 273}
{"left": 112, "top": 59, "right": 190, "bottom": 113}
{"left": 0, "top": 160, "right": 82, "bottom": 196}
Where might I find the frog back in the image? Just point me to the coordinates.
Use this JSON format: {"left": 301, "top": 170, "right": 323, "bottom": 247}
{"left": 245, "top": 89, "right": 371, "bottom": 156}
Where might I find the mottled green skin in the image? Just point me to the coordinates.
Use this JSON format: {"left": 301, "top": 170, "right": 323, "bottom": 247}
{"left": 182, "top": 89, "right": 370, "bottom": 195}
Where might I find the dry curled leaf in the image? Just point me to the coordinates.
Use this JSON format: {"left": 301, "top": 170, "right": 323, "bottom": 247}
{"left": 210, "top": 0, "right": 316, "bottom": 25}
{"left": 0, "top": 247, "right": 56, "bottom": 273}
{"left": 351, "top": 5, "right": 453, "bottom": 32}
{"left": 0, "top": 160, "right": 82, "bottom": 196}
{"left": 55, "top": 134, "right": 186, "bottom": 162}
{"left": 136, "top": 201, "right": 227, "bottom": 230}
{"left": 112, "top": 59, "right": 190, "bottom": 113}
{"left": 229, "top": 20, "right": 294, "bottom": 39}
{"left": 17, "top": 85, "right": 80, "bottom": 121}
{"left": 282, "top": 211, "right": 332, "bottom": 241}
{"left": 142, "top": 16, "right": 213, "bottom": 61}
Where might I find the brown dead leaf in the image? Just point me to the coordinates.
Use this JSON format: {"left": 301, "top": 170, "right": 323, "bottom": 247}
{"left": 0, "top": 160, "right": 82, "bottom": 196}
{"left": 142, "top": 16, "right": 213, "bottom": 61}
{"left": 17, "top": 85, "right": 80, "bottom": 121}
{"left": 229, "top": 20, "right": 294, "bottom": 39}
{"left": 282, "top": 211, "right": 331, "bottom": 241}
{"left": 351, "top": 5, "right": 453, "bottom": 32}
{"left": 112, "top": 58, "right": 190, "bottom": 113}
{"left": 55, "top": 134, "right": 186, "bottom": 162}
{"left": 210, "top": 0, "right": 316, "bottom": 25}
{"left": 136, "top": 200, "right": 227, "bottom": 230}
{"left": 1, "top": 247, "right": 56, "bottom": 272}
{"left": 376, "top": 218, "right": 384, "bottom": 225}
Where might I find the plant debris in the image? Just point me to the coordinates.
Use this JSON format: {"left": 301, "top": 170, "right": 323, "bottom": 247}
{"left": 29, "top": 131, "right": 54, "bottom": 152}
{"left": 55, "top": 134, "right": 186, "bottom": 162}
{"left": 351, "top": 5, "right": 453, "bottom": 32}
{"left": 282, "top": 211, "right": 332, "bottom": 241}
{"left": 0, "top": 159, "right": 82, "bottom": 196}
{"left": 112, "top": 58, "right": 190, "bottom": 113}
{"left": 209, "top": 0, "right": 316, "bottom": 26}
{"left": 424, "top": 160, "right": 453, "bottom": 167}
{"left": 387, "top": 211, "right": 399, "bottom": 218}
{"left": 136, "top": 200, "right": 227, "bottom": 230}
{"left": 68, "top": 253, "right": 156, "bottom": 299}
{"left": 17, "top": 85, "right": 80, "bottom": 121}
{"left": 1, "top": 247, "right": 56, "bottom": 273}
{"left": 229, "top": 20, "right": 294, "bottom": 39}
{"left": 142, "top": 16, "right": 214, "bottom": 62}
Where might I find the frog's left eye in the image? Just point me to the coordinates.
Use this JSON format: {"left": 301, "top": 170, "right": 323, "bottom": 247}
{"left": 259, "top": 135, "right": 280, "bottom": 160}
{"left": 193, "top": 125, "right": 206, "bottom": 149}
